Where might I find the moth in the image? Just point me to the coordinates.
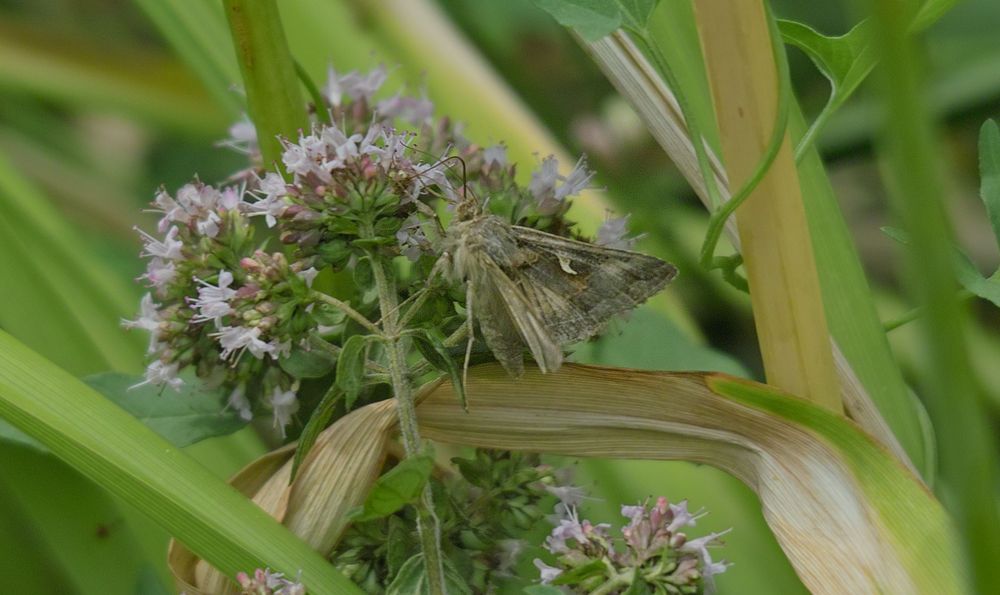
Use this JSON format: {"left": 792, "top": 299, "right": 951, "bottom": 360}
{"left": 439, "top": 199, "right": 678, "bottom": 377}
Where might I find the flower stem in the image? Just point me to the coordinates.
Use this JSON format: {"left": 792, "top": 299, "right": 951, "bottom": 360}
{"left": 363, "top": 231, "right": 446, "bottom": 594}
{"left": 311, "top": 292, "right": 382, "bottom": 335}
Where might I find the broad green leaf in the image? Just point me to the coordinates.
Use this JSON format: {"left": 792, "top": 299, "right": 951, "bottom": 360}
{"left": 290, "top": 384, "right": 341, "bottom": 481}
{"left": 336, "top": 335, "right": 367, "bottom": 409}
{"left": 413, "top": 331, "right": 467, "bottom": 411}
{"left": 350, "top": 452, "right": 435, "bottom": 523}
{"left": 0, "top": 331, "right": 362, "bottom": 595}
{"left": 912, "top": 0, "right": 963, "bottom": 32}
{"left": 84, "top": 373, "right": 248, "bottom": 448}
{"left": 279, "top": 344, "right": 337, "bottom": 379}
{"left": 978, "top": 119, "right": 1000, "bottom": 250}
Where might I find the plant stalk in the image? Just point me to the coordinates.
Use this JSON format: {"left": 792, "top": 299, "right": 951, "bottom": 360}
{"left": 222, "top": 0, "right": 308, "bottom": 167}
{"left": 692, "top": 0, "right": 842, "bottom": 412}
{"left": 364, "top": 233, "right": 446, "bottom": 594}
{"left": 866, "top": 0, "right": 1000, "bottom": 589}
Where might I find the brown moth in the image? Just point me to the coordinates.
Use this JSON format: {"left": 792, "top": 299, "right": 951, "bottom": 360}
{"left": 440, "top": 198, "right": 678, "bottom": 377}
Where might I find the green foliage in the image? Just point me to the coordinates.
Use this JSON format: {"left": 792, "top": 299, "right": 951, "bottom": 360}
{"left": 531, "top": 0, "right": 660, "bottom": 41}
{"left": 290, "top": 384, "right": 341, "bottom": 481}
{"left": 412, "top": 330, "right": 467, "bottom": 411}
{"left": 978, "top": 120, "right": 1000, "bottom": 249}
{"left": 385, "top": 555, "right": 471, "bottom": 595}
{"left": 350, "top": 452, "right": 436, "bottom": 523}
{"left": 337, "top": 335, "right": 369, "bottom": 410}
{"left": 279, "top": 343, "right": 338, "bottom": 379}
{"left": 84, "top": 373, "right": 248, "bottom": 448}
{"left": 0, "top": 331, "right": 362, "bottom": 594}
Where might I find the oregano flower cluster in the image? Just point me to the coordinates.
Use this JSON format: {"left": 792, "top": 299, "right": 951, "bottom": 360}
{"left": 124, "top": 66, "right": 627, "bottom": 437}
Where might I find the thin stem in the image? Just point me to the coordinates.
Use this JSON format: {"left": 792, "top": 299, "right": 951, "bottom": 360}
{"left": 311, "top": 292, "right": 382, "bottom": 335}
{"left": 294, "top": 60, "right": 332, "bottom": 125}
{"left": 883, "top": 289, "right": 975, "bottom": 332}
{"left": 364, "top": 233, "right": 446, "bottom": 594}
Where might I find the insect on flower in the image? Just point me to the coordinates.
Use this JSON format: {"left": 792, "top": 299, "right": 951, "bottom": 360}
{"left": 438, "top": 184, "right": 678, "bottom": 377}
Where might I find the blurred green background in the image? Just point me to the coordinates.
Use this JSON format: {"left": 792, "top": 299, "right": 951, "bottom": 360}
{"left": 0, "top": 0, "right": 998, "bottom": 593}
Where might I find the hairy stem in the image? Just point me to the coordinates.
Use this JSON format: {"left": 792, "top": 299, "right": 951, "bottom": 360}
{"left": 364, "top": 234, "right": 446, "bottom": 594}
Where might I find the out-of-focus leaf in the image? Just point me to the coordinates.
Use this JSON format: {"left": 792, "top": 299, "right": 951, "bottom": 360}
{"left": 0, "top": 155, "right": 141, "bottom": 376}
{"left": 550, "top": 559, "right": 606, "bottom": 585}
{"left": 978, "top": 119, "right": 1000, "bottom": 250}
{"left": 350, "top": 452, "right": 435, "bottom": 522}
{"left": 881, "top": 226, "right": 911, "bottom": 245}
{"left": 523, "top": 586, "right": 564, "bottom": 595}
{"left": 0, "top": 443, "right": 168, "bottom": 595}
{"left": 84, "top": 373, "right": 248, "bottom": 448}
{"left": 0, "top": 21, "right": 227, "bottom": 135}
{"left": 953, "top": 253, "right": 1000, "bottom": 308}
{"left": 131, "top": 0, "right": 242, "bottom": 116}
{"left": 0, "top": 420, "right": 44, "bottom": 451}
{"left": 0, "top": 331, "right": 362, "bottom": 595}
{"left": 279, "top": 344, "right": 337, "bottom": 379}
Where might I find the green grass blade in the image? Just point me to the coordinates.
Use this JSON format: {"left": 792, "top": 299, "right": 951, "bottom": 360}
{"left": 868, "top": 1, "right": 1000, "bottom": 589}
{"left": 0, "top": 153, "right": 141, "bottom": 375}
{"left": 131, "top": 0, "right": 242, "bottom": 116}
{"left": 0, "top": 21, "right": 227, "bottom": 135}
{"left": 0, "top": 331, "right": 363, "bottom": 595}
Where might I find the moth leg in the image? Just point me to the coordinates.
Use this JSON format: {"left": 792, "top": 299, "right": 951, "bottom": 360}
{"left": 462, "top": 281, "right": 475, "bottom": 388}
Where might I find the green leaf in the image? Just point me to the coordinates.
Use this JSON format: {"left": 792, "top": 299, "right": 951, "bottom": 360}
{"left": 953, "top": 252, "right": 1000, "bottom": 308}
{"left": 350, "top": 452, "right": 435, "bottom": 522}
{"left": 279, "top": 343, "right": 337, "bottom": 379}
{"left": 290, "top": 384, "right": 341, "bottom": 481}
{"left": 84, "top": 373, "right": 248, "bottom": 448}
{"left": 779, "top": 19, "right": 875, "bottom": 157}
{"left": 0, "top": 419, "right": 45, "bottom": 451}
{"left": 523, "top": 586, "right": 564, "bottom": 595}
{"left": 0, "top": 331, "right": 362, "bottom": 595}
{"left": 623, "top": 572, "right": 652, "bottom": 595}
{"left": 880, "top": 226, "right": 911, "bottom": 245}
{"left": 978, "top": 119, "right": 1000, "bottom": 251}
{"left": 386, "top": 554, "right": 427, "bottom": 595}
{"left": 531, "top": 0, "right": 621, "bottom": 41}
{"left": 336, "top": 335, "right": 368, "bottom": 410}
{"left": 532, "top": 0, "right": 659, "bottom": 40}
{"left": 551, "top": 559, "right": 606, "bottom": 585}
{"left": 413, "top": 331, "right": 467, "bottom": 411}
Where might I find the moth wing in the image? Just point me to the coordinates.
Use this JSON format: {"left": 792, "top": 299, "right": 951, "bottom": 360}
{"left": 473, "top": 258, "right": 563, "bottom": 375}
{"left": 511, "top": 226, "right": 678, "bottom": 344}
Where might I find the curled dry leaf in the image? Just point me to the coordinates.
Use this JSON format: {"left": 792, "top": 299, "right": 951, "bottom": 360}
{"left": 169, "top": 400, "right": 397, "bottom": 594}
{"left": 415, "top": 364, "right": 963, "bottom": 595}
{"left": 171, "top": 364, "right": 962, "bottom": 594}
